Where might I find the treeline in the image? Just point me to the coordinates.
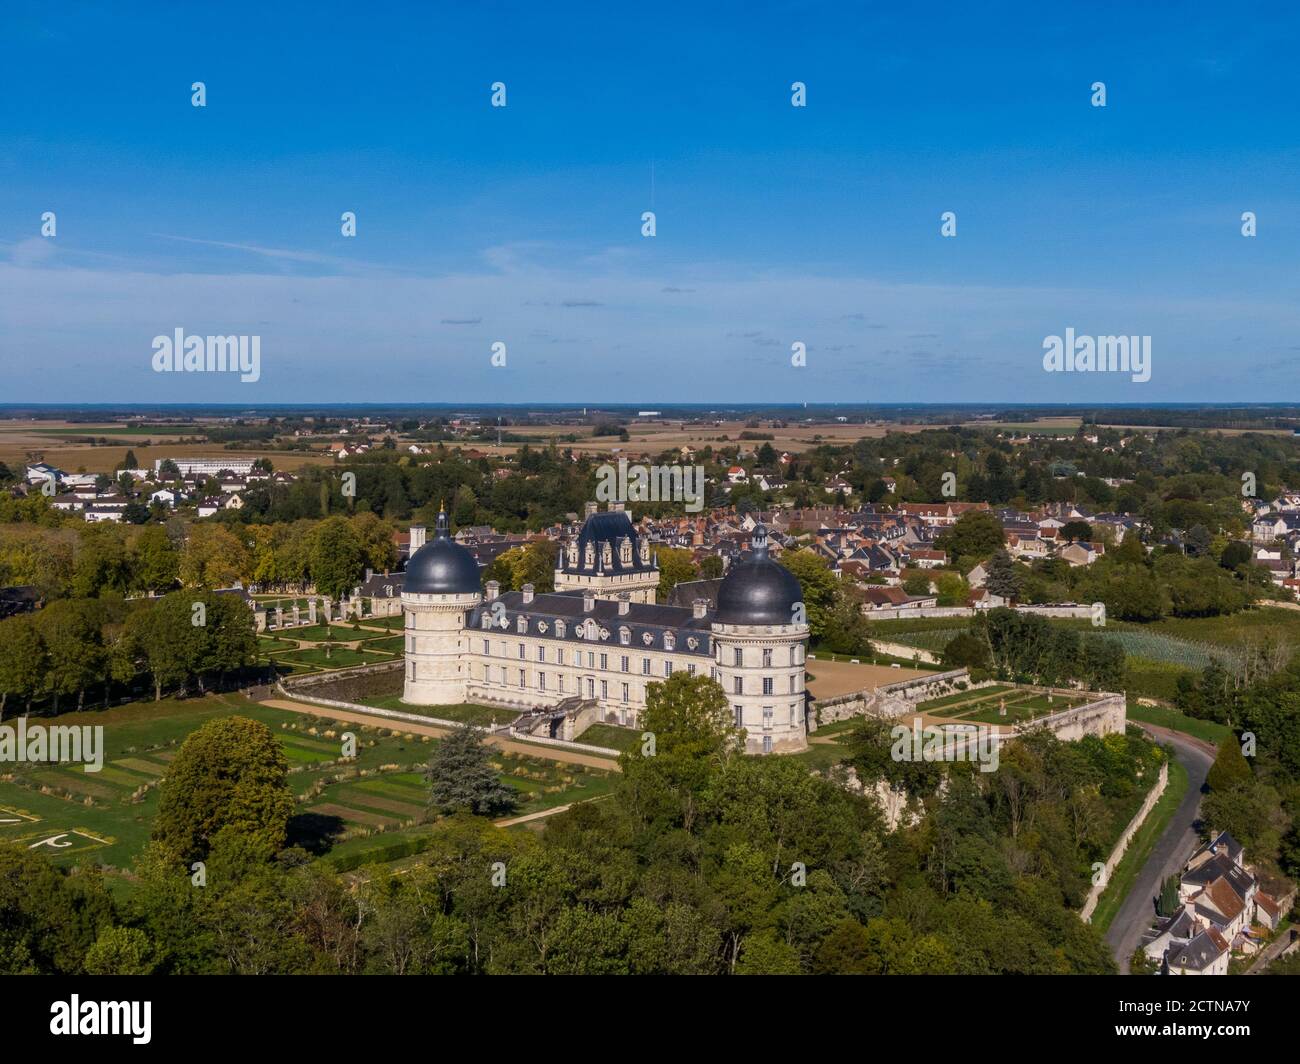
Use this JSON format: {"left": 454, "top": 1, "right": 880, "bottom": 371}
{"left": 940, "top": 607, "right": 1126, "bottom": 690}
{"left": 0, "top": 590, "right": 258, "bottom": 716}
{"left": 1173, "top": 659, "right": 1300, "bottom": 882}
{"left": 0, "top": 513, "right": 398, "bottom": 602}
{"left": 1, "top": 675, "right": 1124, "bottom": 974}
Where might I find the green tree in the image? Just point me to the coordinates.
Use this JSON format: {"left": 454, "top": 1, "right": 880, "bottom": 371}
{"left": 0, "top": 615, "right": 46, "bottom": 719}
{"left": 425, "top": 726, "right": 518, "bottom": 816}
{"left": 308, "top": 516, "right": 363, "bottom": 598}
{"left": 83, "top": 926, "right": 155, "bottom": 975}
{"left": 936, "top": 510, "right": 1005, "bottom": 565}
{"left": 656, "top": 547, "right": 698, "bottom": 601}
{"left": 1206, "top": 733, "right": 1252, "bottom": 792}
{"left": 152, "top": 716, "right": 294, "bottom": 862}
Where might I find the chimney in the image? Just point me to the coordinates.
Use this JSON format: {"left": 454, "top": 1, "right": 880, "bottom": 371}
{"left": 583, "top": 589, "right": 596, "bottom": 612}
{"left": 410, "top": 525, "right": 427, "bottom": 551}
{"left": 585, "top": 501, "right": 599, "bottom": 517}
{"left": 522, "top": 583, "right": 534, "bottom": 604}
{"left": 486, "top": 580, "right": 500, "bottom": 601}
{"left": 693, "top": 598, "right": 709, "bottom": 619}
{"left": 611, "top": 501, "right": 625, "bottom": 512}
{"left": 617, "top": 593, "right": 630, "bottom": 615}
{"left": 365, "top": 567, "right": 373, "bottom": 583}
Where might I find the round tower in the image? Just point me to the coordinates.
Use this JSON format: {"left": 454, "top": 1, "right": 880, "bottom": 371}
{"left": 402, "top": 509, "right": 481, "bottom": 705}
{"left": 711, "top": 523, "right": 809, "bottom": 754}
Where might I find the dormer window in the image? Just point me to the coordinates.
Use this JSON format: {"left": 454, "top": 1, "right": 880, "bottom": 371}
{"left": 481, "top": 612, "right": 492, "bottom": 629}
{"left": 664, "top": 632, "right": 675, "bottom": 651}
{"left": 601, "top": 542, "right": 612, "bottom": 567}
{"left": 619, "top": 626, "right": 631, "bottom": 646}
{"left": 556, "top": 620, "right": 566, "bottom": 638}
{"left": 516, "top": 615, "right": 527, "bottom": 633}
{"left": 584, "top": 542, "right": 595, "bottom": 567}
{"left": 620, "top": 537, "right": 632, "bottom": 565}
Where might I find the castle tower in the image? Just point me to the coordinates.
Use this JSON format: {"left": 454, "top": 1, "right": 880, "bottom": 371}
{"left": 555, "top": 502, "right": 660, "bottom": 604}
{"left": 401, "top": 509, "right": 482, "bottom": 705}
{"left": 710, "top": 523, "right": 809, "bottom": 754}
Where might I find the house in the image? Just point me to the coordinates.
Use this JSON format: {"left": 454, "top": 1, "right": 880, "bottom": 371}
{"left": 1166, "top": 929, "right": 1231, "bottom": 976}
{"left": 905, "top": 547, "right": 948, "bottom": 569}
{"left": 726, "top": 466, "right": 748, "bottom": 484}
{"left": 881, "top": 476, "right": 897, "bottom": 493}
{"left": 1060, "top": 541, "right": 1104, "bottom": 567}
{"left": 860, "top": 587, "right": 937, "bottom": 610}
{"left": 967, "top": 562, "right": 989, "bottom": 589}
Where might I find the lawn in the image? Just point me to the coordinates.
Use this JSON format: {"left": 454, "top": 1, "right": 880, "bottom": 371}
{"left": 575, "top": 723, "right": 641, "bottom": 752}
{"left": 272, "top": 646, "right": 395, "bottom": 670}
{"left": 353, "top": 696, "right": 519, "bottom": 727}
{"left": 1125, "top": 703, "right": 1232, "bottom": 745}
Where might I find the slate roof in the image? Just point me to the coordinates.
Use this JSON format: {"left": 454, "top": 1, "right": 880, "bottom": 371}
{"left": 468, "top": 589, "right": 714, "bottom": 656}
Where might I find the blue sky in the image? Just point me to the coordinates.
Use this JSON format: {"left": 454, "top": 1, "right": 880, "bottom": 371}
{"left": 2, "top": 1, "right": 1299, "bottom": 403}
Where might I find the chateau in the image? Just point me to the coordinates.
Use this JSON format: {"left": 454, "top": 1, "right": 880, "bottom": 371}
{"left": 402, "top": 505, "right": 810, "bottom": 753}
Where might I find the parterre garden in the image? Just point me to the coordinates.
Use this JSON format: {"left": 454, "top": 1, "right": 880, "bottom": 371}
{"left": 253, "top": 616, "right": 406, "bottom": 676}
{"left": 914, "top": 684, "right": 1088, "bottom": 726}
{"left": 0, "top": 692, "right": 616, "bottom": 881}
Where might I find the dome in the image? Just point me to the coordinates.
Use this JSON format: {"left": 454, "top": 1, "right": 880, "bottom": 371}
{"left": 404, "top": 511, "right": 481, "bottom": 595}
{"left": 713, "top": 524, "right": 803, "bottom": 625}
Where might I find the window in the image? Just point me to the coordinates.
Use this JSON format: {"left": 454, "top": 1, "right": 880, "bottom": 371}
{"left": 621, "top": 655, "right": 629, "bottom": 673}
{"left": 762, "top": 736, "right": 772, "bottom": 754}
{"left": 481, "top": 613, "right": 491, "bottom": 629}
{"left": 789, "top": 704, "right": 796, "bottom": 724}
{"left": 687, "top": 664, "right": 696, "bottom": 677}
{"left": 664, "top": 632, "right": 675, "bottom": 651}
{"left": 483, "top": 639, "right": 490, "bottom": 654}
{"left": 762, "top": 648, "right": 772, "bottom": 668}
{"left": 789, "top": 646, "right": 797, "bottom": 666}
{"left": 790, "top": 675, "right": 797, "bottom": 693}
{"left": 518, "top": 643, "right": 525, "bottom": 659}
{"left": 734, "top": 705, "right": 743, "bottom": 726}
{"left": 539, "top": 673, "right": 546, "bottom": 691}
{"left": 763, "top": 706, "right": 773, "bottom": 727}
{"left": 556, "top": 620, "right": 566, "bottom": 638}
{"left": 621, "top": 683, "right": 629, "bottom": 703}
{"left": 600, "top": 653, "right": 608, "bottom": 671}
{"left": 763, "top": 677, "right": 774, "bottom": 695}
{"left": 642, "top": 658, "right": 650, "bottom": 675}
{"left": 516, "top": 615, "right": 527, "bottom": 633}
{"left": 519, "top": 669, "right": 526, "bottom": 687}
{"left": 537, "top": 646, "right": 545, "bottom": 662}
{"left": 733, "top": 677, "right": 743, "bottom": 695}
{"left": 557, "top": 648, "right": 564, "bottom": 666}
{"left": 601, "top": 680, "right": 608, "bottom": 699}
{"left": 587, "top": 678, "right": 595, "bottom": 698}
{"left": 664, "top": 661, "right": 673, "bottom": 677}
{"left": 500, "top": 666, "right": 507, "bottom": 684}
{"left": 733, "top": 647, "right": 743, "bottom": 667}
{"left": 559, "top": 674, "right": 566, "bottom": 693}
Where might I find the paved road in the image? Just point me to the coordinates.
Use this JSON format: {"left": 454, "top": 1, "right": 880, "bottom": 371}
{"left": 1104, "top": 724, "right": 1214, "bottom": 972}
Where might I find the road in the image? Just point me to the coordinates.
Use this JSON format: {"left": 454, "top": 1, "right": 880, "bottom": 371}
{"left": 1104, "top": 723, "right": 1215, "bottom": 973}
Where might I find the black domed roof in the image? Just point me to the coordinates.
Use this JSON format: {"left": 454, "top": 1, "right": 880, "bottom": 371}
{"left": 404, "top": 512, "right": 481, "bottom": 595}
{"left": 713, "top": 525, "right": 803, "bottom": 625}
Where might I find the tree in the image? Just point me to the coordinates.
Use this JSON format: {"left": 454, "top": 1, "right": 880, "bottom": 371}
{"left": 0, "top": 615, "right": 46, "bottom": 719}
{"left": 1219, "top": 540, "right": 1252, "bottom": 571}
{"left": 1060, "top": 520, "right": 1093, "bottom": 543}
{"left": 179, "top": 523, "right": 250, "bottom": 588}
{"left": 936, "top": 510, "right": 1005, "bottom": 565}
{"left": 83, "top": 926, "right": 155, "bottom": 975}
{"left": 152, "top": 716, "right": 294, "bottom": 862}
{"left": 700, "top": 555, "right": 724, "bottom": 579}
{"left": 425, "top": 726, "right": 518, "bottom": 817}
{"left": 308, "top": 516, "right": 363, "bottom": 598}
{"left": 983, "top": 549, "right": 1022, "bottom": 601}
{"left": 779, "top": 549, "right": 837, "bottom": 639}
{"left": 131, "top": 524, "right": 179, "bottom": 593}
{"left": 1206, "top": 733, "right": 1252, "bottom": 792}
{"left": 656, "top": 547, "right": 697, "bottom": 601}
